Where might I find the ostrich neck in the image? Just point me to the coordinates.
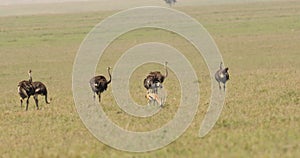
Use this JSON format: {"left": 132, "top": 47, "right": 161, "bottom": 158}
{"left": 165, "top": 64, "right": 168, "bottom": 78}
{"left": 107, "top": 69, "right": 112, "bottom": 84}
{"left": 28, "top": 73, "right": 32, "bottom": 83}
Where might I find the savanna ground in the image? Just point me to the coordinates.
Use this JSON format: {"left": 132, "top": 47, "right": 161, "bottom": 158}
{"left": 0, "top": 1, "right": 299, "bottom": 157}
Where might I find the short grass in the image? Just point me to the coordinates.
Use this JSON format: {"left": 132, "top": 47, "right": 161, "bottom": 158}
{"left": 0, "top": 1, "right": 299, "bottom": 157}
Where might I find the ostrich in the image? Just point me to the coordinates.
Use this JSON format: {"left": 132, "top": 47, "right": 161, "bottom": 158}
{"left": 165, "top": 0, "right": 177, "bottom": 6}
{"left": 18, "top": 70, "right": 35, "bottom": 110}
{"left": 143, "top": 62, "right": 168, "bottom": 94}
{"left": 31, "top": 81, "right": 50, "bottom": 110}
{"left": 215, "top": 62, "right": 229, "bottom": 91}
{"left": 144, "top": 76, "right": 163, "bottom": 106}
{"left": 89, "top": 67, "right": 112, "bottom": 102}
{"left": 18, "top": 70, "right": 51, "bottom": 110}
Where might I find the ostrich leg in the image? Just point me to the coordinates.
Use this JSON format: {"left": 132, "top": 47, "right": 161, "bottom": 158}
{"left": 34, "top": 94, "right": 39, "bottom": 110}
{"left": 93, "top": 92, "right": 96, "bottom": 101}
{"left": 98, "top": 93, "right": 101, "bottom": 103}
{"left": 20, "top": 99, "right": 23, "bottom": 108}
{"left": 25, "top": 96, "right": 30, "bottom": 111}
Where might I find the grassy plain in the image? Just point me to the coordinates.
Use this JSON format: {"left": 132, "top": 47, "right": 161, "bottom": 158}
{"left": 0, "top": 1, "right": 299, "bottom": 157}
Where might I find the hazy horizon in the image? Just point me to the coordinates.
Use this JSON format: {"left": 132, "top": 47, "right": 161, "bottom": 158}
{"left": 1, "top": 0, "right": 91, "bottom": 6}
{"left": 0, "top": 0, "right": 286, "bottom": 16}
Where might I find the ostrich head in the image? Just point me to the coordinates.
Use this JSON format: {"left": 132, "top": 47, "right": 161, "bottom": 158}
{"left": 219, "top": 62, "right": 223, "bottom": 69}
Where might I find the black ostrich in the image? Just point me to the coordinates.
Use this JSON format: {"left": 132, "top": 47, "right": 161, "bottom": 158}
{"left": 18, "top": 70, "right": 35, "bottom": 110}
{"left": 165, "top": 0, "right": 177, "bottom": 6}
{"left": 18, "top": 70, "right": 50, "bottom": 110}
{"left": 215, "top": 62, "right": 229, "bottom": 91}
{"left": 144, "top": 75, "right": 163, "bottom": 106}
{"left": 31, "top": 81, "right": 50, "bottom": 109}
{"left": 89, "top": 67, "right": 112, "bottom": 102}
{"left": 143, "top": 62, "right": 168, "bottom": 94}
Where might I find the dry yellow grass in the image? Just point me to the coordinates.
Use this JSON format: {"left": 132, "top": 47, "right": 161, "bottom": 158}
{"left": 0, "top": 1, "right": 299, "bottom": 157}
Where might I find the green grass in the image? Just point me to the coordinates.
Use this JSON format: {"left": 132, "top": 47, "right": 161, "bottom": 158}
{"left": 0, "top": 1, "right": 299, "bottom": 157}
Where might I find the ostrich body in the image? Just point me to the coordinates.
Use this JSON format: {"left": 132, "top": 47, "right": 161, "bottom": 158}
{"left": 18, "top": 70, "right": 50, "bottom": 110}
{"left": 143, "top": 62, "right": 168, "bottom": 94}
{"left": 89, "top": 67, "right": 112, "bottom": 102}
{"left": 215, "top": 62, "right": 229, "bottom": 91}
{"left": 143, "top": 75, "right": 156, "bottom": 92}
